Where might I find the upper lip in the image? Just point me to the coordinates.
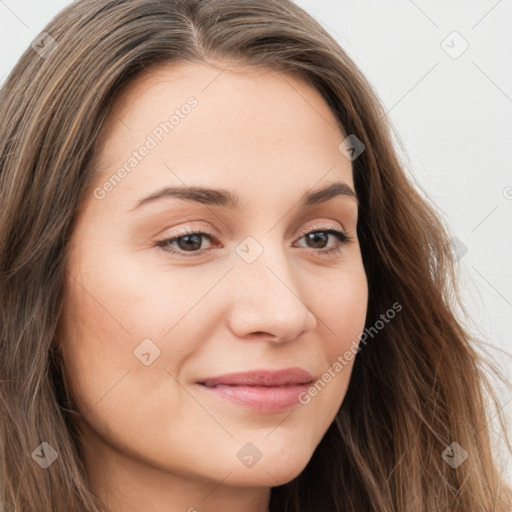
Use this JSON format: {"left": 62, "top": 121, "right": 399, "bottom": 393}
{"left": 198, "top": 367, "right": 314, "bottom": 387}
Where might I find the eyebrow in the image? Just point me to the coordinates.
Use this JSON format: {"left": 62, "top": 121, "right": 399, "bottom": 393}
{"left": 129, "top": 181, "right": 358, "bottom": 212}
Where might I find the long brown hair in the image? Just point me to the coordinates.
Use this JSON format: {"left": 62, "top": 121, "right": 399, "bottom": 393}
{"left": 0, "top": 1, "right": 510, "bottom": 510}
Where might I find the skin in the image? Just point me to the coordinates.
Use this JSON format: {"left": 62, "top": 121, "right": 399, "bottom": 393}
{"left": 57, "top": 60, "right": 368, "bottom": 512}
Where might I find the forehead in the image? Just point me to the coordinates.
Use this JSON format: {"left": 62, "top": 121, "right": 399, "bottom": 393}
{"left": 103, "top": 60, "right": 343, "bottom": 128}
{"left": 89, "top": 60, "right": 354, "bottom": 213}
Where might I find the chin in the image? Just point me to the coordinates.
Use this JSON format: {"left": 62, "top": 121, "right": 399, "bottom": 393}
{"left": 220, "top": 448, "right": 313, "bottom": 488}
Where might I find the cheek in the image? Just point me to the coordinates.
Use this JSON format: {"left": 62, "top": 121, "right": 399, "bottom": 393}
{"left": 57, "top": 275, "right": 134, "bottom": 421}
{"left": 58, "top": 276, "right": 187, "bottom": 448}
{"left": 317, "top": 263, "right": 368, "bottom": 352}
{"left": 305, "top": 265, "right": 368, "bottom": 411}
{"left": 57, "top": 246, "right": 223, "bottom": 417}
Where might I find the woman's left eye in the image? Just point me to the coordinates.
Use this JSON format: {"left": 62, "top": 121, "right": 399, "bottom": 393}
{"left": 156, "top": 227, "right": 352, "bottom": 257}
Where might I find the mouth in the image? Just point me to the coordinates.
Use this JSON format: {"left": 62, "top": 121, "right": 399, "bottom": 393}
{"left": 196, "top": 367, "right": 314, "bottom": 413}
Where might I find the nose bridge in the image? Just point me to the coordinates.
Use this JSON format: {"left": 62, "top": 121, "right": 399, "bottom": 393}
{"left": 225, "top": 232, "right": 315, "bottom": 338}
{"left": 235, "top": 233, "right": 298, "bottom": 297}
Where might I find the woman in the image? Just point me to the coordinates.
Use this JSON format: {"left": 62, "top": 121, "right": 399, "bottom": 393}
{"left": 0, "top": 0, "right": 510, "bottom": 511}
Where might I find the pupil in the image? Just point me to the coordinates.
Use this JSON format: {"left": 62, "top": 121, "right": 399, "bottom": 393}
{"left": 307, "top": 232, "right": 327, "bottom": 249}
{"left": 178, "top": 234, "right": 202, "bottom": 251}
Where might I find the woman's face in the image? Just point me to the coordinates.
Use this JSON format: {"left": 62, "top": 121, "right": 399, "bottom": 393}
{"left": 58, "top": 61, "right": 368, "bottom": 507}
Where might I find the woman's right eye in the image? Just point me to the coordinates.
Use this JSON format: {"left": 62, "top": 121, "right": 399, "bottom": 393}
{"left": 155, "top": 229, "right": 215, "bottom": 257}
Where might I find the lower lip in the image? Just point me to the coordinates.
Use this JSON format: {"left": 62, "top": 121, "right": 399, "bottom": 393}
{"left": 197, "top": 383, "right": 311, "bottom": 413}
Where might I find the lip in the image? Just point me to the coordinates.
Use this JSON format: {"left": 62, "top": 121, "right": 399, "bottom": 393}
{"left": 196, "top": 367, "right": 314, "bottom": 413}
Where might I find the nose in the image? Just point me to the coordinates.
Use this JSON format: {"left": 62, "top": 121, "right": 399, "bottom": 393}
{"left": 225, "top": 243, "right": 317, "bottom": 344}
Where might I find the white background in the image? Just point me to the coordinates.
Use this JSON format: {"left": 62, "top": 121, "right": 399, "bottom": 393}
{"left": 1, "top": 0, "right": 510, "bottom": 488}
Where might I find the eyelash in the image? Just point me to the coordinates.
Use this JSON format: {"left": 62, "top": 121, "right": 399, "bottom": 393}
{"left": 155, "top": 225, "right": 353, "bottom": 258}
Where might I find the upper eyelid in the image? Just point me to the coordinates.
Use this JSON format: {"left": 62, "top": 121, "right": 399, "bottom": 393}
{"left": 164, "top": 222, "right": 347, "bottom": 241}
{"left": 159, "top": 224, "right": 350, "bottom": 250}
